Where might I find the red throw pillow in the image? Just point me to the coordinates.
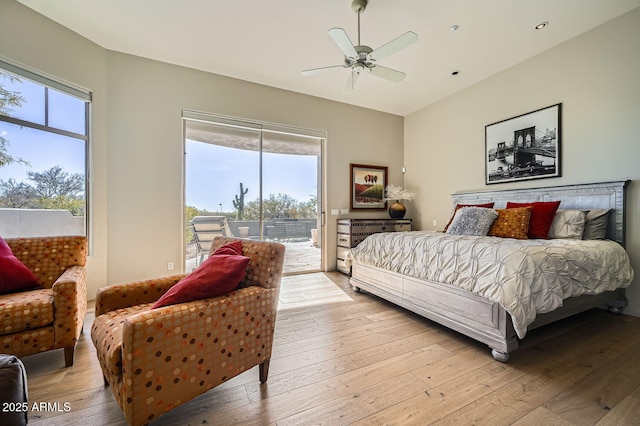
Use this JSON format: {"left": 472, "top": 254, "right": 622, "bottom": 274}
{"left": 443, "top": 202, "right": 495, "bottom": 232}
{"left": 506, "top": 201, "right": 561, "bottom": 239}
{"left": 152, "top": 241, "right": 249, "bottom": 309}
{"left": 0, "top": 236, "right": 41, "bottom": 294}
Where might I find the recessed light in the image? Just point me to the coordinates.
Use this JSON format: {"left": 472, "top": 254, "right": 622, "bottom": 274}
{"left": 535, "top": 21, "right": 548, "bottom": 30}
{"left": 451, "top": 70, "right": 460, "bottom": 76}
{"left": 450, "top": 25, "right": 459, "bottom": 32}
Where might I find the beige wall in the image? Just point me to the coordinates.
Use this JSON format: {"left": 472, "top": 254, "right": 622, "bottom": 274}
{"left": 1, "top": 0, "right": 404, "bottom": 294}
{"left": 105, "top": 52, "right": 403, "bottom": 284}
{"left": 404, "top": 8, "right": 640, "bottom": 316}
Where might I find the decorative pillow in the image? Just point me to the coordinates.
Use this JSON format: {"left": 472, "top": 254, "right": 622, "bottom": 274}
{"left": 152, "top": 241, "right": 249, "bottom": 309}
{"left": 583, "top": 209, "right": 610, "bottom": 240}
{"left": 548, "top": 210, "right": 587, "bottom": 239}
{"left": 488, "top": 207, "right": 532, "bottom": 239}
{"left": 446, "top": 207, "right": 498, "bottom": 236}
{"left": 443, "top": 202, "right": 495, "bottom": 232}
{"left": 506, "top": 201, "right": 561, "bottom": 239}
{"left": 0, "top": 236, "right": 41, "bottom": 294}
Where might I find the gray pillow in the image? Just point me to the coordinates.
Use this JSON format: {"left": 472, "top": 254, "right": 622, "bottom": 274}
{"left": 446, "top": 207, "right": 498, "bottom": 236}
{"left": 583, "top": 209, "right": 610, "bottom": 240}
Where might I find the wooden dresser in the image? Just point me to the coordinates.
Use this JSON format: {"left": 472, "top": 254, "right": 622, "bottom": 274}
{"left": 336, "top": 218, "right": 412, "bottom": 274}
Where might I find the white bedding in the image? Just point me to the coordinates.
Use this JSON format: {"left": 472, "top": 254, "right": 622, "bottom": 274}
{"left": 347, "top": 231, "right": 634, "bottom": 338}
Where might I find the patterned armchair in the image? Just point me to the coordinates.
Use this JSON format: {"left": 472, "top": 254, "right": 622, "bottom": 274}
{"left": 1, "top": 236, "right": 88, "bottom": 367}
{"left": 91, "top": 237, "right": 285, "bottom": 426}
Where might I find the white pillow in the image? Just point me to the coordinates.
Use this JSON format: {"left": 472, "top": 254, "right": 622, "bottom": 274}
{"left": 446, "top": 207, "right": 498, "bottom": 236}
{"left": 548, "top": 210, "right": 587, "bottom": 239}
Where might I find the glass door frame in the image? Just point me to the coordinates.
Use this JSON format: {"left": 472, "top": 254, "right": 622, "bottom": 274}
{"left": 182, "top": 110, "right": 326, "bottom": 273}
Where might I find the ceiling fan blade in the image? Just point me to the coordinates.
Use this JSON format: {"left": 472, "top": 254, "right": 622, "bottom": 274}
{"left": 328, "top": 28, "right": 358, "bottom": 58}
{"left": 369, "top": 65, "right": 406, "bottom": 83}
{"left": 301, "top": 65, "right": 347, "bottom": 76}
{"left": 369, "top": 31, "right": 418, "bottom": 61}
{"left": 343, "top": 70, "right": 360, "bottom": 92}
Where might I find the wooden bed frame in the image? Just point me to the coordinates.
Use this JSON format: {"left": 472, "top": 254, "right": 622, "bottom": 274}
{"left": 349, "top": 181, "right": 629, "bottom": 362}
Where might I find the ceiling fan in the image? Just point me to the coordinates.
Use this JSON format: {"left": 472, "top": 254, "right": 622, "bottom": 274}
{"left": 302, "top": 0, "right": 418, "bottom": 92}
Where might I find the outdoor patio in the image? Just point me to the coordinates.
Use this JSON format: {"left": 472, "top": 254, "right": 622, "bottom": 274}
{"left": 186, "top": 239, "right": 321, "bottom": 274}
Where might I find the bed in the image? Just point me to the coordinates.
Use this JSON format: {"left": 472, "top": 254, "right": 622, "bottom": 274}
{"left": 347, "top": 181, "right": 633, "bottom": 362}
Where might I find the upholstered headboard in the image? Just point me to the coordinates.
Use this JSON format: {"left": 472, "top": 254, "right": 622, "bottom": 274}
{"left": 451, "top": 181, "right": 629, "bottom": 246}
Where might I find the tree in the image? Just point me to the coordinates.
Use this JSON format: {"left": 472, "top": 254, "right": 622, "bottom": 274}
{"left": 0, "top": 178, "right": 38, "bottom": 208}
{"left": 0, "top": 72, "right": 29, "bottom": 168}
{"left": 27, "top": 166, "right": 84, "bottom": 199}
{"left": 243, "top": 193, "right": 317, "bottom": 221}
{"left": 0, "top": 165, "right": 85, "bottom": 216}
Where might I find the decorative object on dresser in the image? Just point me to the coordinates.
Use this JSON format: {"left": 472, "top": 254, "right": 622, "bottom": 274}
{"left": 350, "top": 163, "right": 387, "bottom": 210}
{"left": 336, "top": 218, "right": 411, "bottom": 274}
{"left": 384, "top": 184, "right": 416, "bottom": 219}
{"left": 486, "top": 103, "right": 561, "bottom": 185}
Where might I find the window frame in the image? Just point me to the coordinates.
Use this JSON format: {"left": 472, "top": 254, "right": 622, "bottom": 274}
{"left": 0, "top": 57, "right": 92, "bottom": 239}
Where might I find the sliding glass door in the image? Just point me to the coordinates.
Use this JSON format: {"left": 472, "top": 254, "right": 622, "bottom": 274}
{"left": 183, "top": 112, "right": 323, "bottom": 274}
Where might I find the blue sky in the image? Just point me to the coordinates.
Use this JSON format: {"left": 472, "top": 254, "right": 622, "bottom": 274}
{"left": 0, "top": 74, "right": 85, "bottom": 186}
{"left": 1, "top": 73, "right": 318, "bottom": 213}
{"left": 185, "top": 140, "right": 318, "bottom": 212}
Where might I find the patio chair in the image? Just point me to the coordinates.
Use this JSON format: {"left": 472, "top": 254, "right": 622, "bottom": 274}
{"left": 190, "top": 216, "right": 233, "bottom": 265}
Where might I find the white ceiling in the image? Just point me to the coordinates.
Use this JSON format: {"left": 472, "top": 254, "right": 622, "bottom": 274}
{"left": 18, "top": 0, "right": 640, "bottom": 116}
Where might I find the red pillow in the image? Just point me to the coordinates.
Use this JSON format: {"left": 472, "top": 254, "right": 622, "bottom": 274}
{"left": 0, "top": 236, "right": 41, "bottom": 294}
{"left": 443, "top": 202, "right": 495, "bottom": 232}
{"left": 152, "top": 241, "right": 249, "bottom": 309}
{"left": 506, "top": 201, "right": 561, "bottom": 239}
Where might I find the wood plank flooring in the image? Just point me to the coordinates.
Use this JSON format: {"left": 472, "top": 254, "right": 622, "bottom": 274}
{"left": 20, "top": 272, "right": 640, "bottom": 425}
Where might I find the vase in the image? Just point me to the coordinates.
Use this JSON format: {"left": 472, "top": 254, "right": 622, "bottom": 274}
{"left": 388, "top": 201, "right": 406, "bottom": 219}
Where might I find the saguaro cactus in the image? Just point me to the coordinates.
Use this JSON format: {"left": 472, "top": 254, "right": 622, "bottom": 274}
{"left": 232, "top": 182, "right": 249, "bottom": 220}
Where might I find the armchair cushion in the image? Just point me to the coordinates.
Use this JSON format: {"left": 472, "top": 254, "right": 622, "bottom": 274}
{"left": 0, "top": 289, "right": 54, "bottom": 335}
{"left": 0, "top": 237, "right": 40, "bottom": 294}
{"left": 152, "top": 242, "right": 249, "bottom": 309}
{"left": 92, "top": 302, "right": 153, "bottom": 378}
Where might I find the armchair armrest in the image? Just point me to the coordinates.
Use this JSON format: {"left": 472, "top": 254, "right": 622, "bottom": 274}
{"left": 52, "top": 265, "right": 88, "bottom": 348}
{"left": 94, "top": 274, "right": 186, "bottom": 317}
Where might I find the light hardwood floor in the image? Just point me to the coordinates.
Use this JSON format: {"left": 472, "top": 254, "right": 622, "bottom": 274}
{"left": 21, "top": 272, "right": 640, "bottom": 425}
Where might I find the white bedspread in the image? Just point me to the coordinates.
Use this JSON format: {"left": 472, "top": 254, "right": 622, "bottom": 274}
{"left": 347, "top": 231, "right": 634, "bottom": 338}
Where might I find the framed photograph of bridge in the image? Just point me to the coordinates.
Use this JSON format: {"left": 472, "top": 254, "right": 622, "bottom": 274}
{"left": 350, "top": 163, "right": 387, "bottom": 210}
{"left": 485, "top": 103, "right": 561, "bottom": 185}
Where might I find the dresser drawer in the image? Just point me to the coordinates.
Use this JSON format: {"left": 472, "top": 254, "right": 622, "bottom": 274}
{"left": 337, "top": 223, "right": 352, "bottom": 234}
{"left": 336, "top": 246, "right": 351, "bottom": 261}
{"left": 336, "top": 257, "right": 351, "bottom": 275}
{"left": 337, "top": 233, "right": 352, "bottom": 247}
{"left": 392, "top": 223, "right": 412, "bottom": 232}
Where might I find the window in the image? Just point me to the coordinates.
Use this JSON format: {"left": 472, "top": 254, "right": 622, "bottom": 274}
{"left": 0, "top": 59, "right": 90, "bottom": 238}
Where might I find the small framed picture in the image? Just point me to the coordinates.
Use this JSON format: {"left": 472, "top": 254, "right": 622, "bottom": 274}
{"left": 485, "top": 103, "right": 561, "bottom": 184}
{"left": 350, "top": 163, "right": 387, "bottom": 210}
